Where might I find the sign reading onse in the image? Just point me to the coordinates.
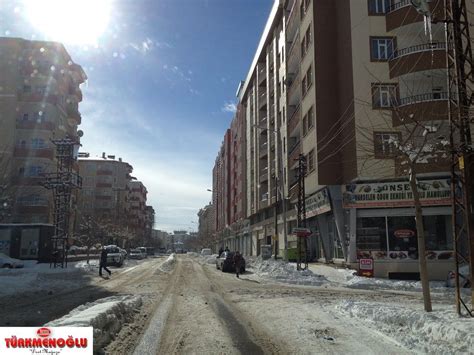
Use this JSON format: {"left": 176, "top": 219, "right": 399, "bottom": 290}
{"left": 342, "top": 179, "right": 451, "bottom": 208}
{"left": 358, "top": 258, "right": 374, "bottom": 277}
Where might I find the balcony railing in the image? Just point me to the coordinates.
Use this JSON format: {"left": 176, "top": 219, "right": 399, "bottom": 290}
{"left": 387, "top": 0, "right": 432, "bottom": 13}
{"left": 393, "top": 42, "right": 446, "bottom": 59}
{"left": 398, "top": 92, "right": 448, "bottom": 107}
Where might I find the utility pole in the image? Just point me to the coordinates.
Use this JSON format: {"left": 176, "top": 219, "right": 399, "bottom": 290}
{"left": 296, "top": 153, "right": 308, "bottom": 271}
{"left": 42, "top": 136, "right": 82, "bottom": 268}
{"left": 443, "top": 0, "right": 474, "bottom": 316}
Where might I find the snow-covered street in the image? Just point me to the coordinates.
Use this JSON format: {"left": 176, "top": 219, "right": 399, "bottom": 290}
{"left": 1, "top": 254, "right": 472, "bottom": 354}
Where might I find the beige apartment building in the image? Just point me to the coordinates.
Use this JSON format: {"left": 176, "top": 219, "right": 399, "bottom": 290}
{"left": 0, "top": 37, "right": 86, "bottom": 224}
{"left": 76, "top": 153, "right": 133, "bottom": 225}
{"left": 232, "top": 0, "right": 474, "bottom": 279}
{"left": 76, "top": 154, "right": 153, "bottom": 245}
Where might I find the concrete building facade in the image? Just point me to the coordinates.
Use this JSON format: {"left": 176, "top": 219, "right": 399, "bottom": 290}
{"left": 212, "top": 0, "right": 474, "bottom": 280}
{"left": 0, "top": 37, "right": 86, "bottom": 224}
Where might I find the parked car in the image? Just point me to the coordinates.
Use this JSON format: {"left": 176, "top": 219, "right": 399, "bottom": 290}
{"left": 216, "top": 251, "right": 245, "bottom": 273}
{"left": 105, "top": 245, "right": 124, "bottom": 267}
{"left": 119, "top": 248, "right": 127, "bottom": 259}
{"left": 138, "top": 247, "right": 148, "bottom": 258}
{"left": 201, "top": 248, "right": 212, "bottom": 256}
{"left": 146, "top": 247, "right": 155, "bottom": 256}
{"left": 129, "top": 249, "right": 145, "bottom": 260}
{"left": 0, "top": 253, "right": 24, "bottom": 268}
{"left": 447, "top": 264, "right": 471, "bottom": 288}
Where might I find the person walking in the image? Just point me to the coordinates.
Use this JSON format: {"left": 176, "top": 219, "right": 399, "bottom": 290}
{"left": 99, "top": 247, "right": 111, "bottom": 277}
{"left": 218, "top": 247, "right": 224, "bottom": 256}
{"left": 233, "top": 251, "right": 243, "bottom": 278}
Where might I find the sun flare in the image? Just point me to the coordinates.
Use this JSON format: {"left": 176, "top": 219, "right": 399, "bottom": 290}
{"left": 22, "top": 0, "right": 112, "bottom": 45}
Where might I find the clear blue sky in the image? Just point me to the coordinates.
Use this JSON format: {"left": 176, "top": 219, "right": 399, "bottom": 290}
{"left": 1, "top": 0, "right": 273, "bottom": 232}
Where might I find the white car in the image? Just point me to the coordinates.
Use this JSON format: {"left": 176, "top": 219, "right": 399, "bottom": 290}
{"left": 447, "top": 264, "right": 471, "bottom": 288}
{"left": 200, "top": 248, "right": 212, "bottom": 256}
{"left": 0, "top": 253, "right": 24, "bottom": 268}
{"left": 105, "top": 245, "right": 124, "bottom": 267}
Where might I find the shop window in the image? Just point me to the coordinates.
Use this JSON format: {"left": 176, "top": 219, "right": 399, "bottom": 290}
{"left": 356, "top": 217, "right": 387, "bottom": 258}
{"left": 423, "top": 215, "right": 452, "bottom": 251}
{"left": 387, "top": 216, "right": 417, "bottom": 260}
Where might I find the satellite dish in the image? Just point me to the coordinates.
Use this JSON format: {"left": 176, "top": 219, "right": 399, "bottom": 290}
{"left": 77, "top": 130, "right": 84, "bottom": 137}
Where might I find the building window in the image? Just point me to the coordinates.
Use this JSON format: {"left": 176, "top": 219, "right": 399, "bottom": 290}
{"left": 26, "top": 166, "right": 44, "bottom": 177}
{"left": 36, "top": 85, "right": 47, "bottom": 95}
{"left": 356, "top": 217, "right": 387, "bottom": 257}
{"left": 301, "top": 24, "right": 312, "bottom": 58}
{"left": 302, "top": 105, "right": 314, "bottom": 136}
{"left": 300, "top": 0, "right": 311, "bottom": 19}
{"left": 368, "top": 0, "right": 391, "bottom": 15}
{"left": 372, "top": 83, "right": 398, "bottom": 108}
{"left": 307, "top": 149, "right": 315, "bottom": 172}
{"left": 22, "top": 113, "right": 29, "bottom": 121}
{"left": 17, "top": 194, "right": 47, "bottom": 206}
{"left": 302, "top": 65, "right": 312, "bottom": 97}
{"left": 31, "top": 138, "right": 46, "bottom": 149}
{"left": 374, "top": 132, "right": 400, "bottom": 158}
{"left": 23, "top": 85, "right": 31, "bottom": 93}
{"left": 370, "top": 37, "right": 395, "bottom": 61}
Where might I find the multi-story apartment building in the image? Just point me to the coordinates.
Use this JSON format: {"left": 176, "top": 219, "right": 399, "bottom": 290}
{"left": 128, "top": 180, "right": 149, "bottom": 241}
{"left": 213, "top": 0, "right": 474, "bottom": 279}
{"left": 76, "top": 153, "right": 134, "bottom": 248}
{"left": 144, "top": 205, "right": 155, "bottom": 241}
{"left": 0, "top": 37, "right": 86, "bottom": 224}
{"left": 197, "top": 203, "right": 216, "bottom": 249}
{"left": 212, "top": 103, "right": 248, "bottom": 253}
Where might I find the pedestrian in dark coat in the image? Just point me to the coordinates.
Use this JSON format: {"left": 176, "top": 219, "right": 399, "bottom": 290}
{"left": 99, "top": 247, "right": 111, "bottom": 277}
{"left": 219, "top": 247, "right": 224, "bottom": 256}
{"left": 233, "top": 251, "right": 243, "bottom": 278}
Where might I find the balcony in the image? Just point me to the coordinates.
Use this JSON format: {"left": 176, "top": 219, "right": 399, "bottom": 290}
{"left": 285, "top": 0, "right": 300, "bottom": 42}
{"left": 16, "top": 120, "right": 54, "bottom": 131}
{"left": 13, "top": 147, "right": 54, "bottom": 160}
{"left": 389, "top": 42, "right": 446, "bottom": 78}
{"left": 392, "top": 92, "right": 448, "bottom": 126}
{"left": 386, "top": 0, "right": 444, "bottom": 32}
{"left": 97, "top": 169, "right": 113, "bottom": 176}
{"left": 287, "top": 104, "right": 301, "bottom": 137}
{"left": 286, "top": 32, "right": 300, "bottom": 74}
{"left": 95, "top": 195, "right": 112, "bottom": 200}
{"left": 17, "top": 92, "right": 63, "bottom": 109}
{"left": 67, "top": 102, "right": 81, "bottom": 124}
{"left": 287, "top": 71, "right": 301, "bottom": 106}
{"left": 259, "top": 171, "right": 269, "bottom": 183}
{"left": 258, "top": 91, "right": 267, "bottom": 109}
{"left": 257, "top": 64, "right": 266, "bottom": 85}
{"left": 96, "top": 182, "right": 113, "bottom": 188}
{"left": 288, "top": 141, "right": 301, "bottom": 168}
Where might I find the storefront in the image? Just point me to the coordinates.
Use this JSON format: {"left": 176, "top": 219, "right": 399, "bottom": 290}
{"left": 302, "top": 187, "right": 346, "bottom": 263}
{"left": 0, "top": 224, "right": 54, "bottom": 262}
{"left": 343, "top": 178, "right": 453, "bottom": 280}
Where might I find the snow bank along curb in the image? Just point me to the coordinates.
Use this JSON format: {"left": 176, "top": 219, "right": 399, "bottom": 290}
{"left": 247, "top": 257, "right": 328, "bottom": 286}
{"left": 159, "top": 253, "right": 177, "bottom": 272}
{"left": 46, "top": 295, "right": 142, "bottom": 352}
{"left": 336, "top": 300, "right": 474, "bottom": 353}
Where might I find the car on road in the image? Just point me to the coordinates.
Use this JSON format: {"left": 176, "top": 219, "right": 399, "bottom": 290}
{"left": 105, "top": 245, "right": 124, "bottom": 267}
{"left": 119, "top": 248, "right": 127, "bottom": 260}
{"left": 129, "top": 249, "right": 145, "bottom": 260}
{"left": 216, "top": 251, "right": 245, "bottom": 273}
{"left": 138, "top": 247, "right": 148, "bottom": 258}
{"left": 201, "top": 248, "right": 212, "bottom": 256}
{"left": 0, "top": 253, "right": 24, "bottom": 268}
{"left": 447, "top": 264, "right": 471, "bottom": 288}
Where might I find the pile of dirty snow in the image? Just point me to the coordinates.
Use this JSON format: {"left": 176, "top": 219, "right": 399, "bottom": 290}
{"left": 336, "top": 300, "right": 474, "bottom": 353}
{"left": 47, "top": 295, "right": 142, "bottom": 352}
{"left": 247, "top": 257, "right": 327, "bottom": 286}
{"left": 345, "top": 275, "right": 448, "bottom": 292}
{"left": 186, "top": 252, "right": 200, "bottom": 258}
{"left": 160, "top": 253, "right": 176, "bottom": 272}
{"left": 0, "top": 260, "right": 96, "bottom": 296}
